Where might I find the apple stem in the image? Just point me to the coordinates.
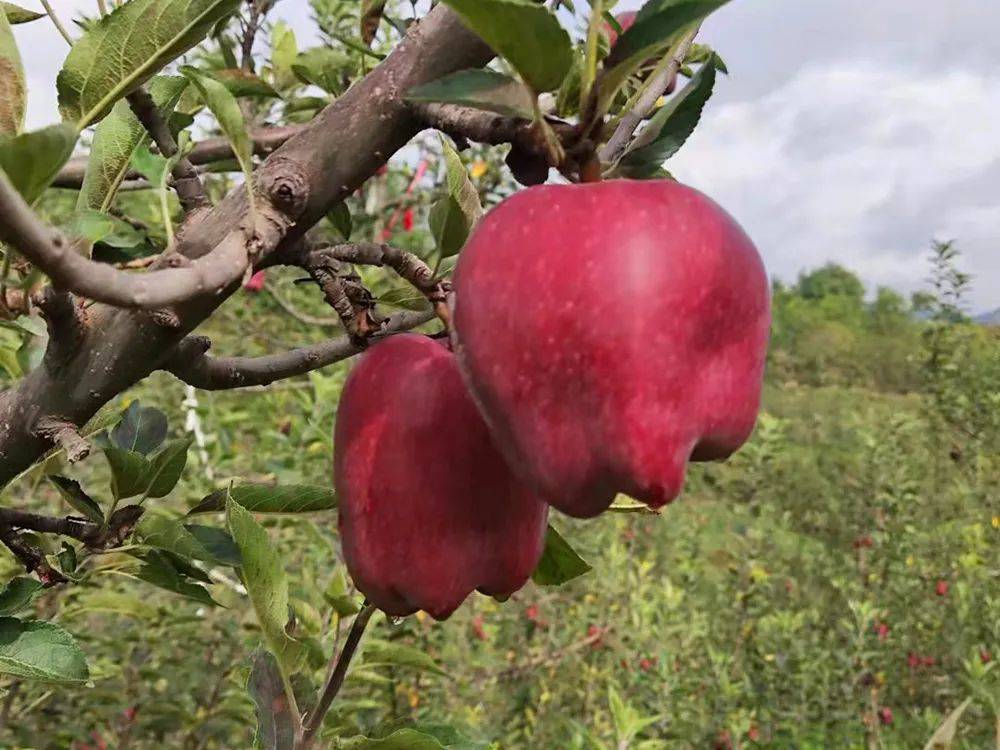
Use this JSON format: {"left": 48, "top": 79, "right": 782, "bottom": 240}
{"left": 297, "top": 602, "right": 377, "bottom": 749}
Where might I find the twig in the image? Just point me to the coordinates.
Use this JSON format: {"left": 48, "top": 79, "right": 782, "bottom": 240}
{"left": 0, "top": 507, "right": 97, "bottom": 542}
{"left": 127, "top": 88, "right": 209, "bottom": 212}
{"left": 310, "top": 243, "right": 452, "bottom": 329}
{"left": 0, "top": 525, "right": 66, "bottom": 586}
{"left": 0, "top": 171, "right": 250, "bottom": 308}
{"left": 53, "top": 126, "right": 306, "bottom": 189}
{"left": 599, "top": 26, "right": 701, "bottom": 164}
{"left": 40, "top": 0, "right": 73, "bottom": 45}
{"left": 33, "top": 416, "right": 90, "bottom": 463}
{"left": 298, "top": 603, "right": 376, "bottom": 749}
{"left": 164, "top": 309, "right": 435, "bottom": 390}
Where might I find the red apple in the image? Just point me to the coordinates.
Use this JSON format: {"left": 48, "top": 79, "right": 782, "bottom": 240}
{"left": 335, "top": 334, "right": 548, "bottom": 619}
{"left": 604, "top": 10, "right": 637, "bottom": 48}
{"left": 452, "top": 179, "right": 770, "bottom": 517}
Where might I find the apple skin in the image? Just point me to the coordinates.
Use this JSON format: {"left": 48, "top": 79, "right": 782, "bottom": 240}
{"left": 605, "top": 11, "right": 638, "bottom": 47}
{"left": 335, "top": 334, "right": 548, "bottom": 620}
{"left": 452, "top": 179, "right": 770, "bottom": 518}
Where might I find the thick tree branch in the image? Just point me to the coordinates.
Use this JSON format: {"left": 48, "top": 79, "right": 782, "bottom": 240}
{"left": 126, "top": 88, "right": 209, "bottom": 212}
{"left": 0, "top": 172, "right": 251, "bottom": 308}
{"left": 164, "top": 309, "right": 435, "bottom": 390}
{"left": 0, "top": 5, "right": 493, "bottom": 487}
{"left": 599, "top": 27, "right": 701, "bottom": 164}
{"left": 53, "top": 126, "right": 306, "bottom": 189}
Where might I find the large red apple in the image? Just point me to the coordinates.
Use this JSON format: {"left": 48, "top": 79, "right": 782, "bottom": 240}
{"left": 335, "top": 334, "right": 548, "bottom": 620}
{"left": 452, "top": 179, "right": 770, "bottom": 518}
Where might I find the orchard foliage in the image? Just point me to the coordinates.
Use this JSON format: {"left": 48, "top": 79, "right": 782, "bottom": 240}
{"left": 0, "top": 0, "right": 994, "bottom": 749}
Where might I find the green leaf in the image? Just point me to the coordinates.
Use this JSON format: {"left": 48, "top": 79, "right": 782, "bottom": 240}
{"left": 137, "top": 514, "right": 231, "bottom": 565}
{"left": 144, "top": 438, "right": 191, "bottom": 498}
{"left": 531, "top": 524, "right": 592, "bottom": 586}
{"left": 181, "top": 66, "right": 253, "bottom": 197}
{"left": 362, "top": 640, "right": 447, "bottom": 677}
{"left": 3, "top": 3, "right": 44, "bottom": 24}
{"left": 269, "top": 20, "right": 298, "bottom": 89}
{"left": 441, "top": 0, "right": 573, "bottom": 93}
{"left": 48, "top": 476, "right": 104, "bottom": 524}
{"left": 189, "top": 484, "right": 336, "bottom": 515}
{"left": 65, "top": 591, "right": 156, "bottom": 620}
{"left": 57, "top": 0, "right": 242, "bottom": 127}
{"left": 922, "top": 698, "right": 973, "bottom": 750}
{"left": 327, "top": 202, "right": 352, "bottom": 240}
{"left": 0, "top": 577, "right": 42, "bottom": 616}
{"left": 78, "top": 75, "right": 189, "bottom": 212}
{"left": 429, "top": 137, "right": 482, "bottom": 259}
{"left": 248, "top": 649, "right": 296, "bottom": 750}
{"left": 620, "top": 59, "right": 715, "bottom": 174}
{"left": 226, "top": 495, "right": 305, "bottom": 675}
{"left": 360, "top": 0, "right": 386, "bottom": 45}
{"left": 0, "top": 8, "right": 25, "bottom": 135}
{"left": 133, "top": 553, "right": 218, "bottom": 607}
{"left": 407, "top": 69, "right": 535, "bottom": 120}
{"left": 292, "top": 48, "right": 350, "bottom": 95}
{"left": 0, "top": 618, "right": 89, "bottom": 684}
{"left": 0, "top": 124, "right": 79, "bottom": 204}
{"left": 184, "top": 524, "right": 241, "bottom": 566}
{"left": 599, "top": 0, "right": 729, "bottom": 112}
{"left": 323, "top": 569, "right": 360, "bottom": 617}
{"left": 209, "top": 68, "right": 280, "bottom": 98}
{"left": 110, "top": 401, "right": 169, "bottom": 455}
{"left": 103, "top": 447, "right": 152, "bottom": 501}
{"left": 62, "top": 209, "right": 150, "bottom": 255}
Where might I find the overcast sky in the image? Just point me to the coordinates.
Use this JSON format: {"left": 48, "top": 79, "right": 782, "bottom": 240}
{"left": 15, "top": 1, "right": 1000, "bottom": 312}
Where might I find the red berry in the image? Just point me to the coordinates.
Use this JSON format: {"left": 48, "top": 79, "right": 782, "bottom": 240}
{"left": 402, "top": 208, "right": 414, "bottom": 231}
{"left": 907, "top": 652, "right": 920, "bottom": 669}
{"left": 981, "top": 649, "right": 992, "bottom": 664}
{"left": 922, "top": 655, "right": 936, "bottom": 667}
{"left": 935, "top": 580, "right": 949, "bottom": 597}
{"left": 243, "top": 270, "right": 266, "bottom": 293}
{"left": 525, "top": 604, "right": 540, "bottom": 622}
{"left": 747, "top": 725, "right": 760, "bottom": 742}
{"left": 471, "top": 615, "right": 487, "bottom": 642}
{"left": 878, "top": 707, "right": 893, "bottom": 726}
{"left": 874, "top": 621, "right": 889, "bottom": 641}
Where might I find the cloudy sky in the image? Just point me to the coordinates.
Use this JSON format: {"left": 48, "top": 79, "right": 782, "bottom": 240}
{"left": 14, "top": 0, "right": 1000, "bottom": 312}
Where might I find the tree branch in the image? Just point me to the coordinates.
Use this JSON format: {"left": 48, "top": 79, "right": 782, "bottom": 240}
{"left": 0, "top": 5, "right": 493, "bottom": 487}
{"left": 126, "top": 88, "right": 209, "bottom": 212}
{"left": 53, "top": 126, "right": 306, "bottom": 189}
{"left": 415, "top": 103, "right": 575, "bottom": 155}
{"left": 0, "top": 507, "right": 97, "bottom": 542}
{"left": 599, "top": 26, "right": 701, "bottom": 164}
{"left": 312, "top": 243, "right": 451, "bottom": 328}
{"left": 0, "top": 525, "right": 66, "bottom": 586}
{"left": 164, "top": 309, "right": 435, "bottom": 390}
{"left": 0, "top": 171, "right": 251, "bottom": 308}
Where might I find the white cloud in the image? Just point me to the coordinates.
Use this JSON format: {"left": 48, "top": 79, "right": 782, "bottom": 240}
{"left": 670, "top": 63, "right": 1000, "bottom": 310}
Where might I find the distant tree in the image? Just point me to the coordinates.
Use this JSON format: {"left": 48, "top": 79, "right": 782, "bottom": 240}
{"left": 796, "top": 263, "right": 865, "bottom": 302}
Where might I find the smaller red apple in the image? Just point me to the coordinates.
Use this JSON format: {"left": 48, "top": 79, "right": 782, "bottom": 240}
{"left": 935, "top": 580, "right": 949, "bottom": 597}
{"left": 878, "top": 707, "right": 893, "bottom": 726}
